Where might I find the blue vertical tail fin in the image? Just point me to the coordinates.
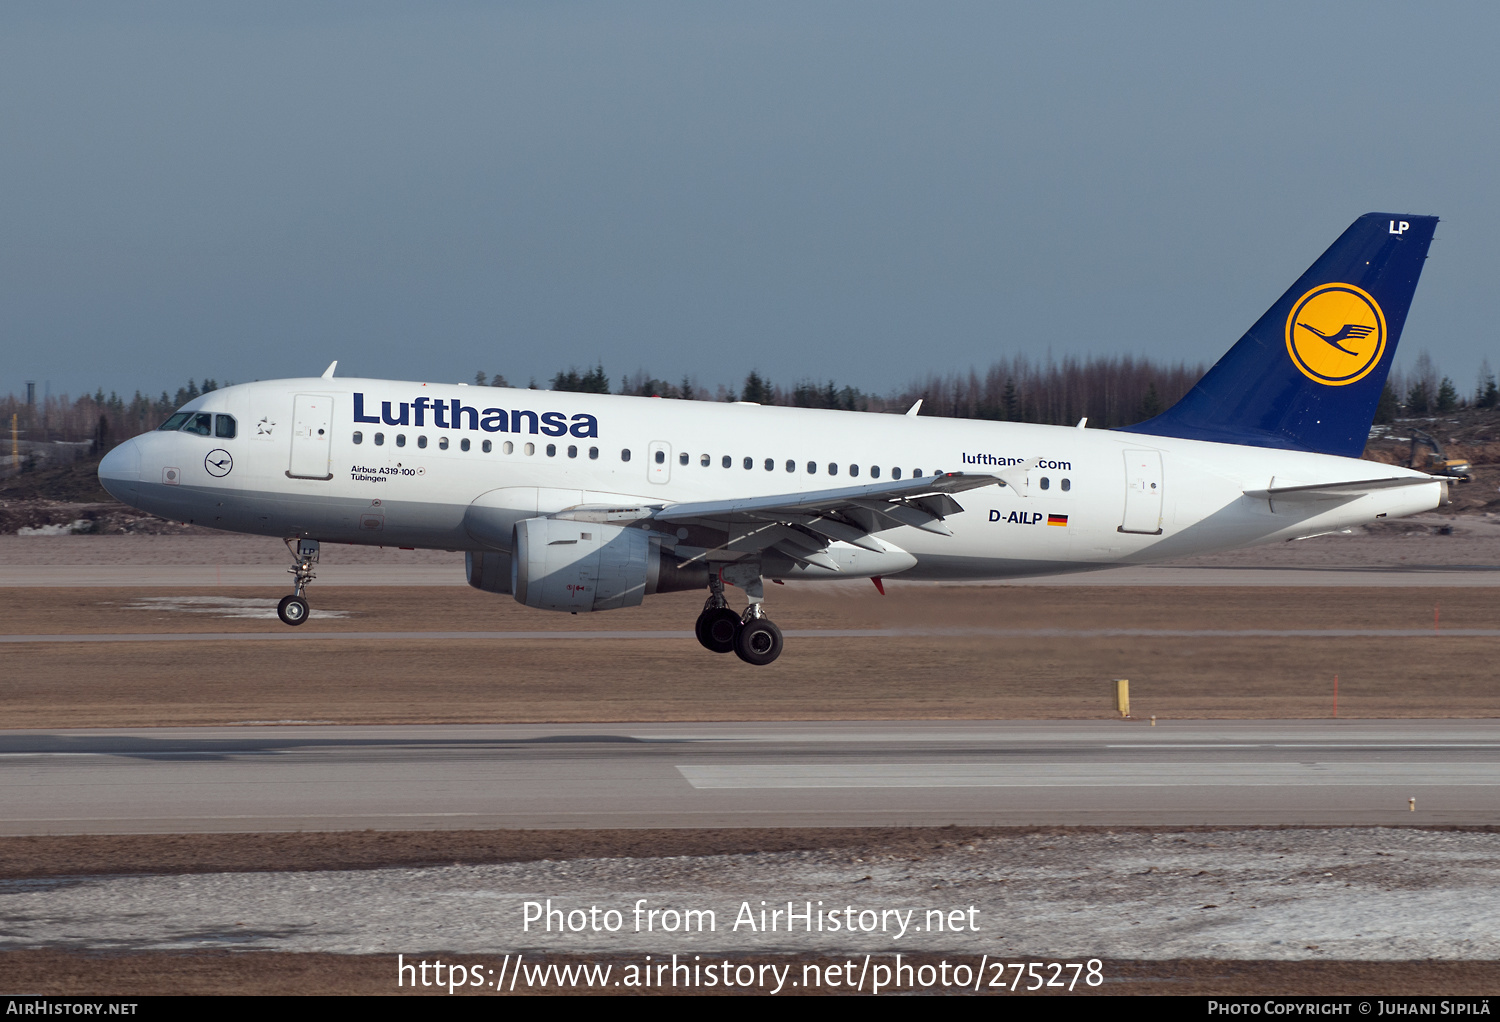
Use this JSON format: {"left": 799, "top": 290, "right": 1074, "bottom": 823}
{"left": 1119, "top": 212, "right": 1437, "bottom": 457}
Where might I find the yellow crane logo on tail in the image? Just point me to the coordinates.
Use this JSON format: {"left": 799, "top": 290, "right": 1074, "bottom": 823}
{"left": 1285, "top": 283, "right": 1386, "bottom": 386}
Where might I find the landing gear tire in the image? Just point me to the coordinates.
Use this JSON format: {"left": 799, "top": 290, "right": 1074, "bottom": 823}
{"left": 277, "top": 594, "right": 310, "bottom": 626}
{"left": 695, "top": 608, "right": 741, "bottom": 653}
{"left": 734, "top": 618, "right": 783, "bottom": 666}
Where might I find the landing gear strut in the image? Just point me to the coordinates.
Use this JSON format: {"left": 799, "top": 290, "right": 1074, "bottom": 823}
{"left": 692, "top": 562, "right": 784, "bottom": 665}
{"left": 278, "top": 538, "right": 318, "bottom": 626}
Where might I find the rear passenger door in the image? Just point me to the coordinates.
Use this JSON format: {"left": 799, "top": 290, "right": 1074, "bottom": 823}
{"left": 1119, "top": 450, "right": 1163, "bottom": 535}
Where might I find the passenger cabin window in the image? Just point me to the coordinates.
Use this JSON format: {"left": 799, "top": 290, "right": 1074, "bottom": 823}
{"left": 806, "top": 461, "right": 816, "bottom": 474}
{"left": 417, "top": 435, "right": 428, "bottom": 449}
{"left": 569, "top": 445, "right": 578, "bottom": 458}
{"left": 589, "top": 447, "right": 598, "bottom": 460}
{"left": 871, "top": 466, "right": 880, "bottom": 479}
{"left": 655, "top": 450, "right": 665, "bottom": 464}
{"left": 721, "top": 455, "right": 731, "bottom": 468}
{"left": 214, "top": 415, "right": 236, "bottom": 439}
{"left": 439, "top": 437, "right": 449, "bottom": 450}
{"left": 913, "top": 469, "right": 922, "bottom": 477}
{"left": 743, "top": 457, "right": 753, "bottom": 470}
{"left": 891, "top": 467, "right": 901, "bottom": 479}
{"left": 849, "top": 464, "right": 859, "bottom": 477}
{"left": 546, "top": 444, "right": 557, "bottom": 457}
{"left": 353, "top": 431, "right": 363, "bottom": 444}
{"left": 764, "top": 458, "right": 774, "bottom": 471}
{"left": 620, "top": 448, "right": 630, "bottom": 461}
{"left": 785, "top": 460, "right": 795, "bottom": 472}
{"left": 525, "top": 442, "right": 536, "bottom": 455}
{"left": 483, "top": 440, "right": 493, "bottom": 453}
{"left": 461, "top": 438, "right": 471, "bottom": 451}
{"left": 503, "top": 441, "right": 513, "bottom": 454}
{"left": 1039, "top": 477, "right": 1049, "bottom": 490}
{"left": 679, "top": 452, "right": 689, "bottom": 465}
{"left": 828, "top": 463, "right": 838, "bottom": 475}
{"left": 396, "top": 434, "right": 406, "bottom": 448}
{"left": 158, "top": 412, "right": 191, "bottom": 431}
{"left": 700, "top": 454, "right": 710, "bottom": 467}
{"left": 1061, "top": 478, "right": 1071, "bottom": 491}
{"left": 374, "top": 432, "right": 385, "bottom": 445}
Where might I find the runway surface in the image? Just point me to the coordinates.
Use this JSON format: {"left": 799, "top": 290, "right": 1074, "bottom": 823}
{"left": 6, "top": 564, "right": 1500, "bottom": 586}
{"left": 5, "top": 720, "right": 1498, "bottom": 834}
{"left": 7, "top": 627, "right": 1500, "bottom": 644}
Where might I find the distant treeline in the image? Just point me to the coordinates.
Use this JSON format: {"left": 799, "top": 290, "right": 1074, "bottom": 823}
{"left": 12, "top": 349, "right": 1497, "bottom": 451}
{"left": 504, "top": 355, "right": 1208, "bottom": 429}
{"left": 1, "top": 379, "right": 225, "bottom": 450}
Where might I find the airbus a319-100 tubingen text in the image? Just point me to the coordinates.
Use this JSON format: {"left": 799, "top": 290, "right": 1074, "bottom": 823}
{"left": 99, "top": 213, "right": 1444, "bottom": 665}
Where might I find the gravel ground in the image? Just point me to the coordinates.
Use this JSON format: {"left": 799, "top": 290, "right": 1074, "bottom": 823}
{"left": 4, "top": 828, "right": 1496, "bottom": 961}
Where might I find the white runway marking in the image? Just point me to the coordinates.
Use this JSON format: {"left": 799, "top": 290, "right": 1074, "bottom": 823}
{"left": 676, "top": 762, "right": 1500, "bottom": 789}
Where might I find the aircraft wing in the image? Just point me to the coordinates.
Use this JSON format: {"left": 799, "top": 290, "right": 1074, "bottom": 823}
{"left": 641, "top": 472, "right": 999, "bottom": 568}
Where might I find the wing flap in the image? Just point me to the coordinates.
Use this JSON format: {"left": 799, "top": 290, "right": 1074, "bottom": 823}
{"left": 649, "top": 472, "right": 998, "bottom": 560}
{"left": 651, "top": 472, "right": 999, "bottom": 524}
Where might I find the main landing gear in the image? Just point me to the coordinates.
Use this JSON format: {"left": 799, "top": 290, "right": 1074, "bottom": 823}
{"left": 693, "top": 564, "right": 784, "bottom": 665}
{"left": 277, "top": 538, "right": 319, "bottom": 626}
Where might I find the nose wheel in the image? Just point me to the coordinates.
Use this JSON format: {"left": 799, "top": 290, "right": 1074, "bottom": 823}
{"left": 277, "top": 594, "right": 310, "bottom": 626}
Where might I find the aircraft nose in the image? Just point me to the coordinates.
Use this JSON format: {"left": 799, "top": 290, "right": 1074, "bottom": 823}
{"left": 97, "top": 439, "right": 142, "bottom": 501}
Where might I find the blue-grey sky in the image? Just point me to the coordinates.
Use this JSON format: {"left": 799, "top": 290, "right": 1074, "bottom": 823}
{"left": 4, "top": 2, "right": 1498, "bottom": 399}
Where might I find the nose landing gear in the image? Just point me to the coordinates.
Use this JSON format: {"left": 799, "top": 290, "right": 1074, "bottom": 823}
{"left": 692, "top": 563, "right": 784, "bottom": 665}
{"left": 278, "top": 538, "right": 319, "bottom": 626}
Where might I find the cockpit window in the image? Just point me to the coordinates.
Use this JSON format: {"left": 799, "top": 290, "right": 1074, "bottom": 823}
{"left": 214, "top": 415, "right": 236, "bottom": 439}
{"left": 158, "top": 413, "right": 191, "bottom": 431}
{"left": 182, "top": 413, "right": 214, "bottom": 436}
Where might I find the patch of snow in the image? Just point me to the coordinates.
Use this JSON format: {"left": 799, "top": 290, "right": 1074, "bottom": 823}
{"left": 121, "top": 596, "right": 351, "bottom": 620}
{"left": 17, "top": 519, "right": 95, "bottom": 536}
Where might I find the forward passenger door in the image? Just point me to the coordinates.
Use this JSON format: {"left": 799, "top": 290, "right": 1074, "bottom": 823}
{"left": 287, "top": 394, "right": 335, "bottom": 480}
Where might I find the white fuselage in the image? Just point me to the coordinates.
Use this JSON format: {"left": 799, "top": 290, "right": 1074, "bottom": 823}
{"left": 98, "top": 377, "right": 1442, "bottom": 585}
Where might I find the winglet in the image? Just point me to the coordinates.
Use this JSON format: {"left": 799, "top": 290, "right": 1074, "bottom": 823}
{"left": 996, "top": 457, "right": 1040, "bottom": 495}
{"left": 906, "top": 400, "right": 922, "bottom": 417}
{"left": 321, "top": 361, "right": 338, "bottom": 379}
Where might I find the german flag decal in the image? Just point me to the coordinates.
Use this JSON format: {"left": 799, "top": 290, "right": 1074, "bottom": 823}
{"left": 1047, "top": 513, "right": 1068, "bottom": 527}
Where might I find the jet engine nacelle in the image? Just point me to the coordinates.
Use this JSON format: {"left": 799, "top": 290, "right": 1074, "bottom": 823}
{"left": 511, "top": 517, "right": 706, "bottom": 612}
{"left": 465, "top": 550, "right": 513, "bottom": 594}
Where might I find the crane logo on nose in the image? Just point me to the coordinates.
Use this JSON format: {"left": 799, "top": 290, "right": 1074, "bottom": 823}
{"left": 205, "top": 450, "right": 234, "bottom": 478}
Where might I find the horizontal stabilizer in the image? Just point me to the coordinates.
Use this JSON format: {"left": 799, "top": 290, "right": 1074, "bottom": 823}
{"left": 1244, "top": 475, "right": 1440, "bottom": 504}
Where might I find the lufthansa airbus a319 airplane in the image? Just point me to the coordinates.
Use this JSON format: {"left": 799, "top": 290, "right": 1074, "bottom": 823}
{"left": 99, "top": 213, "right": 1442, "bottom": 665}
